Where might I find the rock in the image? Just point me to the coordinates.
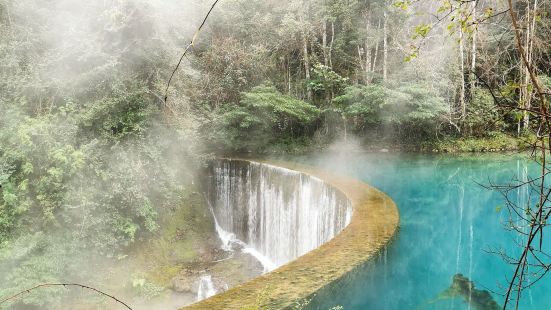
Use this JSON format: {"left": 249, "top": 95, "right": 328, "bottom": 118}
{"left": 172, "top": 269, "right": 231, "bottom": 296}
{"left": 172, "top": 271, "right": 201, "bottom": 294}
{"left": 212, "top": 277, "right": 229, "bottom": 292}
{"left": 380, "top": 148, "right": 389, "bottom": 153}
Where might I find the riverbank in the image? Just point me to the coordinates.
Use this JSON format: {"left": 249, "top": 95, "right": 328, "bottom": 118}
{"left": 226, "top": 133, "right": 530, "bottom": 155}
{"left": 423, "top": 133, "right": 528, "bottom": 153}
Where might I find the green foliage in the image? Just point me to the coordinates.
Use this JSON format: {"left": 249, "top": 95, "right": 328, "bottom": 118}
{"left": 0, "top": 1, "right": 201, "bottom": 307}
{"left": 78, "top": 89, "right": 156, "bottom": 142}
{"left": 131, "top": 277, "right": 166, "bottom": 300}
{"left": 393, "top": 0, "right": 413, "bottom": 10}
{"left": 382, "top": 84, "right": 447, "bottom": 126}
{"left": 187, "top": 0, "right": 540, "bottom": 151}
{"left": 209, "top": 84, "right": 320, "bottom": 152}
{"left": 0, "top": 232, "right": 88, "bottom": 306}
{"left": 539, "top": 74, "right": 551, "bottom": 90}
{"left": 0, "top": 0, "right": 548, "bottom": 305}
{"left": 333, "top": 83, "right": 446, "bottom": 138}
{"left": 464, "top": 88, "right": 505, "bottom": 137}
{"left": 413, "top": 23, "right": 432, "bottom": 39}
{"left": 430, "top": 132, "right": 523, "bottom": 153}
{"left": 242, "top": 85, "right": 320, "bottom": 122}
{"left": 333, "top": 84, "right": 386, "bottom": 128}
{"left": 309, "top": 64, "right": 349, "bottom": 97}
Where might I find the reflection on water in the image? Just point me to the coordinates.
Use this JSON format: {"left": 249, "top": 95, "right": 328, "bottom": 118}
{"left": 279, "top": 153, "right": 551, "bottom": 310}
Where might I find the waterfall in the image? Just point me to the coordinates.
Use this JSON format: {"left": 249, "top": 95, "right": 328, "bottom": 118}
{"left": 197, "top": 275, "right": 217, "bottom": 301}
{"left": 207, "top": 160, "right": 352, "bottom": 271}
{"left": 206, "top": 194, "right": 277, "bottom": 271}
{"left": 208, "top": 200, "right": 238, "bottom": 252}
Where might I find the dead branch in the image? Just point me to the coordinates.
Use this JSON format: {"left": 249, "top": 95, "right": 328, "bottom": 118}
{"left": 0, "top": 283, "right": 132, "bottom": 310}
{"left": 500, "top": 0, "right": 550, "bottom": 308}
{"left": 163, "top": 0, "right": 221, "bottom": 104}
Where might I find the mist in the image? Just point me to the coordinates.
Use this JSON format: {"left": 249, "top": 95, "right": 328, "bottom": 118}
{"left": 1, "top": 0, "right": 539, "bottom": 308}
{"left": 0, "top": 1, "right": 461, "bottom": 308}
{"left": 0, "top": 0, "right": 216, "bottom": 309}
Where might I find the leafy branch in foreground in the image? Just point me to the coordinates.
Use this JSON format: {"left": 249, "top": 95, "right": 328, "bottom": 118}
{"left": 0, "top": 283, "right": 133, "bottom": 309}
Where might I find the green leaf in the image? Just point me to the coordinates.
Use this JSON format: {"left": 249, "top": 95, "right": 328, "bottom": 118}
{"left": 413, "top": 23, "right": 433, "bottom": 39}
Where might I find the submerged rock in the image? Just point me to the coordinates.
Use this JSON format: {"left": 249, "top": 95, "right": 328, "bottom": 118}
{"left": 440, "top": 273, "right": 500, "bottom": 310}
{"left": 171, "top": 271, "right": 200, "bottom": 294}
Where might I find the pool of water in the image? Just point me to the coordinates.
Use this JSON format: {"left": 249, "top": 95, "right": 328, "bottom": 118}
{"left": 280, "top": 153, "right": 551, "bottom": 310}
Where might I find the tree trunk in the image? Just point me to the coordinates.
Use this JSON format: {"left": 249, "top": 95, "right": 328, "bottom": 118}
{"left": 357, "top": 45, "right": 363, "bottom": 69}
{"left": 383, "top": 10, "right": 388, "bottom": 82}
{"left": 357, "top": 44, "right": 363, "bottom": 84}
{"left": 372, "top": 18, "right": 381, "bottom": 72}
{"left": 4, "top": 2, "right": 13, "bottom": 38}
{"left": 302, "top": 28, "right": 312, "bottom": 101}
{"left": 300, "top": 1, "right": 312, "bottom": 101}
{"left": 469, "top": 1, "right": 477, "bottom": 100}
{"left": 523, "top": 0, "right": 538, "bottom": 131}
{"left": 329, "top": 21, "right": 335, "bottom": 68}
{"left": 288, "top": 57, "right": 292, "bottom": 95}
{"left": 322, "top": 20, "right": 328, "bottom": 66}
{"left": 519, "top": 0, "right": 530, "bottom": 133}
{"left": 459, "top": 27, "right": 466, "bottom": 119}
{"left": 365, "top": 14, "right": 372, "bottom": 84}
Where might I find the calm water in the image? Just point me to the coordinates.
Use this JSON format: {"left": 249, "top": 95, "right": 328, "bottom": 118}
{"left": 282, "top": 153, "right": 551, "bottom": 310}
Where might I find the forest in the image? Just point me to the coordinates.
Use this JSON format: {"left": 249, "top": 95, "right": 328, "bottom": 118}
{"left": 1, "top": 0, "right": 551, "bottom": 309}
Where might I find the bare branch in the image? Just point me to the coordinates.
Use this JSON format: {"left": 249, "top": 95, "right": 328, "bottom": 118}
{"left": 0, "top": 283, "right": 133, "bottom": 309}
{"left": 163, "top": 0, "right": 222, "bottom": 104}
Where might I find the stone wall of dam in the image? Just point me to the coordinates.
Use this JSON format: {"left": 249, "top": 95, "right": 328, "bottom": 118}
{"left": 185, "top": 159, "right": 399, "bottom": 310}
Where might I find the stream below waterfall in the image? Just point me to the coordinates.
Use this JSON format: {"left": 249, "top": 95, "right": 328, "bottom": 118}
{"left": 277, "top": 153, "right": 551, "bottom": 310}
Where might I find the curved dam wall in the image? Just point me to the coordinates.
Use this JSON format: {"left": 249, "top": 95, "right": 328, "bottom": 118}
{"left": 185, "top": 159, "right": 399, "bottom": 310}
{"left": 208, "top": 160, "right": 352, "bottom": 269}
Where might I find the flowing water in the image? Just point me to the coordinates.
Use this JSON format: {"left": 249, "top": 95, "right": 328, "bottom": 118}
{"left": 277, "top": 153, "right": 551, "bottom": 310}
{"left": 196, "top": 275, "right": 217, "bottom": 301}
{"left": 206, "top": 159, "right": 352, "bottom": 271}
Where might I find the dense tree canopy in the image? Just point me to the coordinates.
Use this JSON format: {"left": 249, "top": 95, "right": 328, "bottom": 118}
{"left": 179, "top": 0, "right": 551, "bottom": 152}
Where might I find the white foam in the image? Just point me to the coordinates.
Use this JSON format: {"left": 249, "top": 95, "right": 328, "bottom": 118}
{"left": 196, "top": 275, "right": 216, "bottom": 301}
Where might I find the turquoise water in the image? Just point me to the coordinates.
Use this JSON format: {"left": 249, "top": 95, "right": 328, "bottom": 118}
{"left": 284, "top": 153, "right": 551, "bottom": 310}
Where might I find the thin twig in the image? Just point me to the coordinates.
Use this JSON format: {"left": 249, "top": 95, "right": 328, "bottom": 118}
{"left": 163, "top": 0, "right": 221, "bottom": 104}
{"left": 501, "top": 0, "right": 549, "bottom": 307}
{"left": 0, "top": 283, "right": 132, "bottom": 310}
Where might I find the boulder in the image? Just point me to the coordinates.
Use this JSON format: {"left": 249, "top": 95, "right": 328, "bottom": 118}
{"left": 172, "top": 272, "right": 200, "bottom": 294}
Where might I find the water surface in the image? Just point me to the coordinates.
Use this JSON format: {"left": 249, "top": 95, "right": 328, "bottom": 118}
{"left": 281, "top": 153, "right": 551, "bottom": 310}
